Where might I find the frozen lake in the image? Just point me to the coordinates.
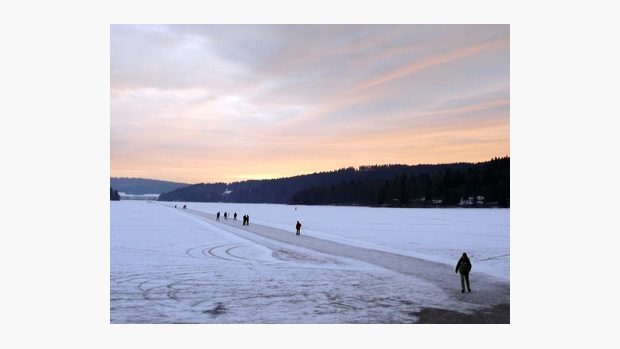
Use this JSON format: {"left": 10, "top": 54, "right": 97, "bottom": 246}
{"left": 169, "top": 201, "right": 509, "bottom": 281}
{"left": 111, "top": 201, "right": 509, "bottom": 323}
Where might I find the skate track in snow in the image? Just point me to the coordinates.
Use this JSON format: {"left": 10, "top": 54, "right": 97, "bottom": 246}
{"left": 173, "top": 205, "right": 509, "bottom": 312}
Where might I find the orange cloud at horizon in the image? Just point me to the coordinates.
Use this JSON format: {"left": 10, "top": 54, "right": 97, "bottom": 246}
{"left": 110, "top": 111, "right": 509, "bottom": 184}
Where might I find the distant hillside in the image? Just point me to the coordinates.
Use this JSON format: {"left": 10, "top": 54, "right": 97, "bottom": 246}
{"left": 110, "top": 177, "right": 191, "bottom": 195}
{"left": 158, "top": 157, "right": 509, "bottom": 207}
{"left": 292, "top": 157, "right": 509, "bottom": 207}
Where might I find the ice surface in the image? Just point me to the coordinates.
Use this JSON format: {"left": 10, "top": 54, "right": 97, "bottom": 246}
{"left": 166, "top": 202, "right": 509, "bottom": 281}
{"left": 111, "top": 201, "right": 509, "bottom": 323}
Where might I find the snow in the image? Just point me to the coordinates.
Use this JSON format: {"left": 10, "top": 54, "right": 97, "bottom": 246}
{"left": 111, "top": 201, "right": 509, "bottom": 323}
{"left": 166, "top": 202, "right": 509, "bottom": 281}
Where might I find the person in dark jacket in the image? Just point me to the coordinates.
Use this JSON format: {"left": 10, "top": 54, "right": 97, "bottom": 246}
{"left": 224, "top": 212, "right": 228, "bottom": 220}
{"left": 295, "top": 221, "right": 302, "bottom": 236}
{"left": 234, "top": 212, "right": 237, "bottom": 220}
{"left": 455, "top": 252, "right": 472, "bottom": 293}
{"left": 216, "top": 212, "right": 220, "bottom": 221}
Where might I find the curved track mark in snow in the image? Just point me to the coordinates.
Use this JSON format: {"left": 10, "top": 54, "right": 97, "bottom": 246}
{"left": 185, "top": 246, "right": 203, "bottom": 259}
{"left": 186, "top": 243, "right": 252, "bottom": 263}
{"left": 204, "top": 244, "right": 238, "bottom": 262}
{"left": 225, "top": 245, "right": 254, "bottom": 261}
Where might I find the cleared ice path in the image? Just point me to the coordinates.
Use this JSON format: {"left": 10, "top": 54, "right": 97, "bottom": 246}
{"left": 176, "top": 205, "right": 509, "bottom": 309}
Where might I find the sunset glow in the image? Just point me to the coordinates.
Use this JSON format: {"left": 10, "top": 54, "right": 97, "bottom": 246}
{"left": 111, "top": 24, "right": 509, "bottom": 183}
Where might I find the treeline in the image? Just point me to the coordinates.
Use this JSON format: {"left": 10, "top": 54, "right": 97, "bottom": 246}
{"left": 292, "top": 157, "right": 509, "bottom": 207}
{"left": 159, "top": 157, "right": 509, "bottom": 207}
{"left": 110, "top": 187, "right": 120, "bottom": 201}
{"left": 159, "top": 182, "right": 229, "bottom": 202}
{"left": 158, "top": 162, "right": 471, "bottom": 203}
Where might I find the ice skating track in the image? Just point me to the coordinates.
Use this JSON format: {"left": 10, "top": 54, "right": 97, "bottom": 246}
{"left": 175, "top": 206, "right": 509, "bottom": 312}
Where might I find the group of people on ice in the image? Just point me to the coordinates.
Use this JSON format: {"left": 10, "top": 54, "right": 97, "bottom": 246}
{"left": 213, "top": 210, "right": 302, "bottom": 235}
{"left": 216, "top": 211, "right": 250, "bottom": 225}
{"left": 241, "top": 214, "right": 250, "bottom": 225}
{"left": 215, "top": 211, "right": 231, "bottom": 221}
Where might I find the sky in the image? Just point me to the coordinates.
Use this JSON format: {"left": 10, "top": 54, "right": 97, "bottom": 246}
{"left": 111, "top": 24, "right": 509, "bottom": 184}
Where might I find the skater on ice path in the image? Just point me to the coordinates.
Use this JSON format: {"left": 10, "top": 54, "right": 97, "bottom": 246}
{"left": 295, "top": 221, "right": 302, "bottom": 236}
{"left": 216, "top": 212, "right": 220, "bottom": 221}
{"left": 455, "top": 253, "right": 472, "bottom": 293}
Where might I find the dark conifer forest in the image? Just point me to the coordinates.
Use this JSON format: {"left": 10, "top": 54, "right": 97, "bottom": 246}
{"left": 158, "top": 157, "right": 509, "bottom": 207}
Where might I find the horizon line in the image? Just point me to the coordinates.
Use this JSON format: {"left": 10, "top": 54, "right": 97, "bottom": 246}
{"left": 111, "top": 155, "right": 509, "bottom": 185}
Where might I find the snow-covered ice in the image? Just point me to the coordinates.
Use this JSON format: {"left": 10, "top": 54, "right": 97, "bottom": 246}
{"left": 111, "top": 201, "right": 509, "bottom": 323}
{"left": 167, "top": 202, "right": 509, "bottom": 281}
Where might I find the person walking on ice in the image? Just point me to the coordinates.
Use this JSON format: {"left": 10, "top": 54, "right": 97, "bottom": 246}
{"left": 224, "top": 212, "right": 228, "bottom": 220}
{"left": 216, "top": 212, "right": 220, "bottom": 221}
{"left": 455, "top": 252, "right": 472, "bottom": 293}
{"left": 234, "top": 212, "right": 237, "bottom": 220}
{"left": 295, "top": 221, "right": 302, "bottom": 236}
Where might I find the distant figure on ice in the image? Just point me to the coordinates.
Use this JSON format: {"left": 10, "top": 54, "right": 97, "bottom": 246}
{"left": 234, "top": 212, "right": 237, "bottom": 220}
{"left": 216, "top": 212, "right": 220, "bottom": 221}
{"left": 174, "top": 205, "right": 177, "bottom": 208}
{"left": 224, "top": 212, "right": 228, "bottom": 220}
{"left": 183, "top": 205, "right": 186, "bottom": 209}
{"left": 455, "top": 253, "right": 472, "bottom": 293}
{"left": 243, "top": 214, "right": 250, "bottom": 226}
{"left": 295, "top": 221, "right": 302, "bottom": 236}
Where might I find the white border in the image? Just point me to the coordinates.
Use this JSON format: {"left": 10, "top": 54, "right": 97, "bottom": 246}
{"left": 3, "top": 0, "right": 618, "bottom": 347}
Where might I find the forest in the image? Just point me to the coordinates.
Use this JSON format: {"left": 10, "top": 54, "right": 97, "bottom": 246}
{"left": 158, "top": 157, "right": 509, "bottom": 208}
{"left": 292, "top": 157, "right": 509, "bottom": 207}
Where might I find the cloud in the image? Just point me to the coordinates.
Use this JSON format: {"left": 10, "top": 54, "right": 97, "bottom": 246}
{"left": 111, "top": 25, "right": 509, "bottom": 183}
